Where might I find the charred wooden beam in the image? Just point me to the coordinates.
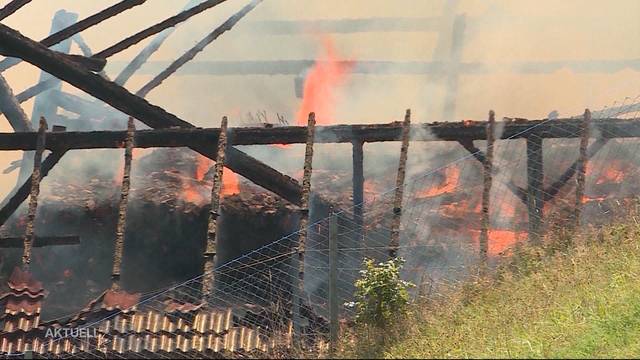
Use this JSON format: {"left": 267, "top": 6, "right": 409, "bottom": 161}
{"left": 526, "top": 133, "right": 544, "bottom": 244}
{"left": 479, "top": 111, "right": 495, "bottom": 262}
{"left": 389, "top": 109, "right": 411, "bottom": 258}
{"left": 1, "top": 117, "right": 639, "bottom": 151}
{"left": 22, "top": 118, "right": 47, "bottom": 269}
{"left": 293, "top": 112, "right": 316, "bottom": 342}
{"left": 137, "top": 0, "right": 262, "bottom": 97}
{"left": 111, "top": 118, "right": 135, "bottom": 290}
{"left": 0, "top": 236, "right": 79, "bottom": 248}
{"left": 202, "top": 116, "right": 229, "bottom": 299}
{"left": 352, "top": 139, "right": 364, "bottom": 252}
{"left": 114, "top": 29, "right": 173, "bottom": 86}
{"left": 542, "top": 137, "right": 608, "bottom": 202}
{"left": 0, "top": 149, "right": 67, "bottom": 227}
{"left": 456, "top": 138, "right": 528, "bottom": 204}
{"left": 93, "top": 0, "right": 228, "bottom": 59}
{"left": 574, "top": 109, "right": 591, "bottom": 227}
{"left": 0, "top": 0, "right": 147, "bottom": 72}
{"left": 0, "top": 23, "right": 314, "bottom": 207}
{"left": 0, "top": 74, "right": 33, "bottom": 132}
{"left": 0, "top": 0, "right": 31, "bottom": 21}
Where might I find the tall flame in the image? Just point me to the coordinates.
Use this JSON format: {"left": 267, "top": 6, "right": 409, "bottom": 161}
{"left": 296, "top": 36, "right": 355, "bottom": 125}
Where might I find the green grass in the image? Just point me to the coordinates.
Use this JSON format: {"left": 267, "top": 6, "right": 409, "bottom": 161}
{"left": 347, "top": 221, "right": 640, "bottom": 358}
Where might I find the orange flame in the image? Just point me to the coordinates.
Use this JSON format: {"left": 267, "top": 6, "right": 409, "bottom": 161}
{"left": 417, "top": 166, "right": 461, "bottom": 198}
{"left": 195, "top": 155, "right": 211, "bottom": 181}
{"left": 471, "top": 229, "right": 527, "bottom": 256}
{"left": 296, "top": 36, "right": 355, "bottom": 125}
{"left": 221, "top": 169, "right": 240, "bottom": 197}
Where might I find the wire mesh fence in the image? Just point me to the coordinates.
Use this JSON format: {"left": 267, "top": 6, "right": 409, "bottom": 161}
{"left": 5, "top": 97, "right": 640, "bottom": 359}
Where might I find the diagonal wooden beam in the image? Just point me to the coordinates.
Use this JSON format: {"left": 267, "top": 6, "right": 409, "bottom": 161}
{"left": 0, "top": 23, "right": 309, "bottom": 206}
{"left": 0, "top": 0, "right": 31, "bottom": 21}
{"left": 0, "top": 0, "right": 147, "bottom": 72}
{"left": 0, "top": 73, "right": 33, "bottom": 132}
{"left": 137, "top": 0, "right": 262, "bottom": 97}
{"left": 0, "top": 150, "right": 66, "bottom": 227}
{"left": 93, "top": 0, "right": 229, "bottom": 59}
{"left": 457, "top": 139, "right": 528, "bottom": 204}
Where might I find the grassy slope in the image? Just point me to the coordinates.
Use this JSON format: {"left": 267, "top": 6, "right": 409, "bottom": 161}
{"left": 385, "top": 224, "right": 640, "bottom": 358}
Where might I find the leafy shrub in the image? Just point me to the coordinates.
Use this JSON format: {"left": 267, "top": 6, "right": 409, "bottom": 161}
{"left": 348, "top": 257, "right": 414, "bottom": 328}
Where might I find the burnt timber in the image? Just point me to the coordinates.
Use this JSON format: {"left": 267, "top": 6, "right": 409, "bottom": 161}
{"left": 0, "top": 118, "right": 636, "bottom": 151}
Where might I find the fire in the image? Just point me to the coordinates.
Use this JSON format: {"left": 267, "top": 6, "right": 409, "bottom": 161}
{"left": 296, "top": 36, "right": 355, "bottom": 125}
{"left": 221, "top": 169, "right": 240, "bottom": 197}
{"left": 471, "top": 229, "right": 527, "bottom": 256}
{"left": 417, "top": 166, "right": 461, "bottom": 198}
{"left": 195, "top": 155, "right": 211, "bottom": 181}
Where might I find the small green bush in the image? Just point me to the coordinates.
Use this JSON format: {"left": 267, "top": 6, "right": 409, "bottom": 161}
{"left": 348, "top": 257, "right": 414, "bottom": 328}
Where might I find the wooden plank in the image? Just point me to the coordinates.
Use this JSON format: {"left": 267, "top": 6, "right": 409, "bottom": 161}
{"left": 22, "top": 118, "right": 47, "bottom": 268}
{"left": 0, "top": 118, "right": 635, "bottom": 151}
{"left": 0, "top": 74, "right": 33, "bottom": 132}
{"left": 328, "top": 211, "right": 338, "bottom": 357}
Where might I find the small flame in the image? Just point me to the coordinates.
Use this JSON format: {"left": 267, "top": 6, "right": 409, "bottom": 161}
{"left": 296, "top": 36, "right": 355, "bottom": 125}
{"left": 417, "top": 166, "right": 461, "bottom": 198}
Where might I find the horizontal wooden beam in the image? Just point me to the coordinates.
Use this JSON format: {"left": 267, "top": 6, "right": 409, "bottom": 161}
{"left": 0, "top": 118, "right": 635, "bottom": 150}
{"left": 0, "top": 236, "right": 80, "bottom": 248}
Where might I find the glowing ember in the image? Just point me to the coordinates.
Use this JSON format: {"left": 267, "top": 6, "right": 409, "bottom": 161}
{"left": 63, "top": 269, "right": 73, "bottom": 278}
{"left": 417, "top": 166, "right": 461, "bottom": 198}
{"left": 296, "top": 36, "right": 355, "bottom": 125}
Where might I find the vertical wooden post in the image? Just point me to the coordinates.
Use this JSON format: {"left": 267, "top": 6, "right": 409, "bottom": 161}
{"left": 328, "top": 211, "right": 338, "bottom": 357}
{"left": 389, "top": 109, "right": 411, "bottom": 258}
{"left": 202, "top": 116, "right": 229, "bottom": 299}
{"left": 293, "top": 112, "right": 316, "bottom": 343}
{"left": 22, "top": 117, "right": 47, "bottom": 269}
{"left": 575, "top": 109, "right": 591, "bottom": 228}
{"left": 111, "top": 117, "right": 135, "bottom": 290}
{"left": 526, "top": 133, "right": 544, "bottom": 244}
{"left": 480, "top": 110, "right": 495, "bottom": 262}
{"left": 352, "top": 139, "right": 364, "bottom": 258}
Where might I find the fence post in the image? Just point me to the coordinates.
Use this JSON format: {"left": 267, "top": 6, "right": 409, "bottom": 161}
{"left": 202, "top": 116, "right": 229, "bottom": 300}
{"left": 22, "top": 117, "right": 47, "bottom": 270}
{"left": 293, "top": 112, "right": 316, "bottom": 346}
{"left": 480, "top": 110, "right": 495, "bottom": 263}
{"left": 328, "top": 211, "right": 338, "bottom": 357}
{"left": 111, "top": 117, "right": 135, "bottom": 290}
{"left": 575, "top": 109, "right": 591, "bottom": 228}
{"left": 526, "top": 133, "right": 544, "bottom": 244}
{"left": 389, "top": 109, "right": 411, "bottom": 258}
